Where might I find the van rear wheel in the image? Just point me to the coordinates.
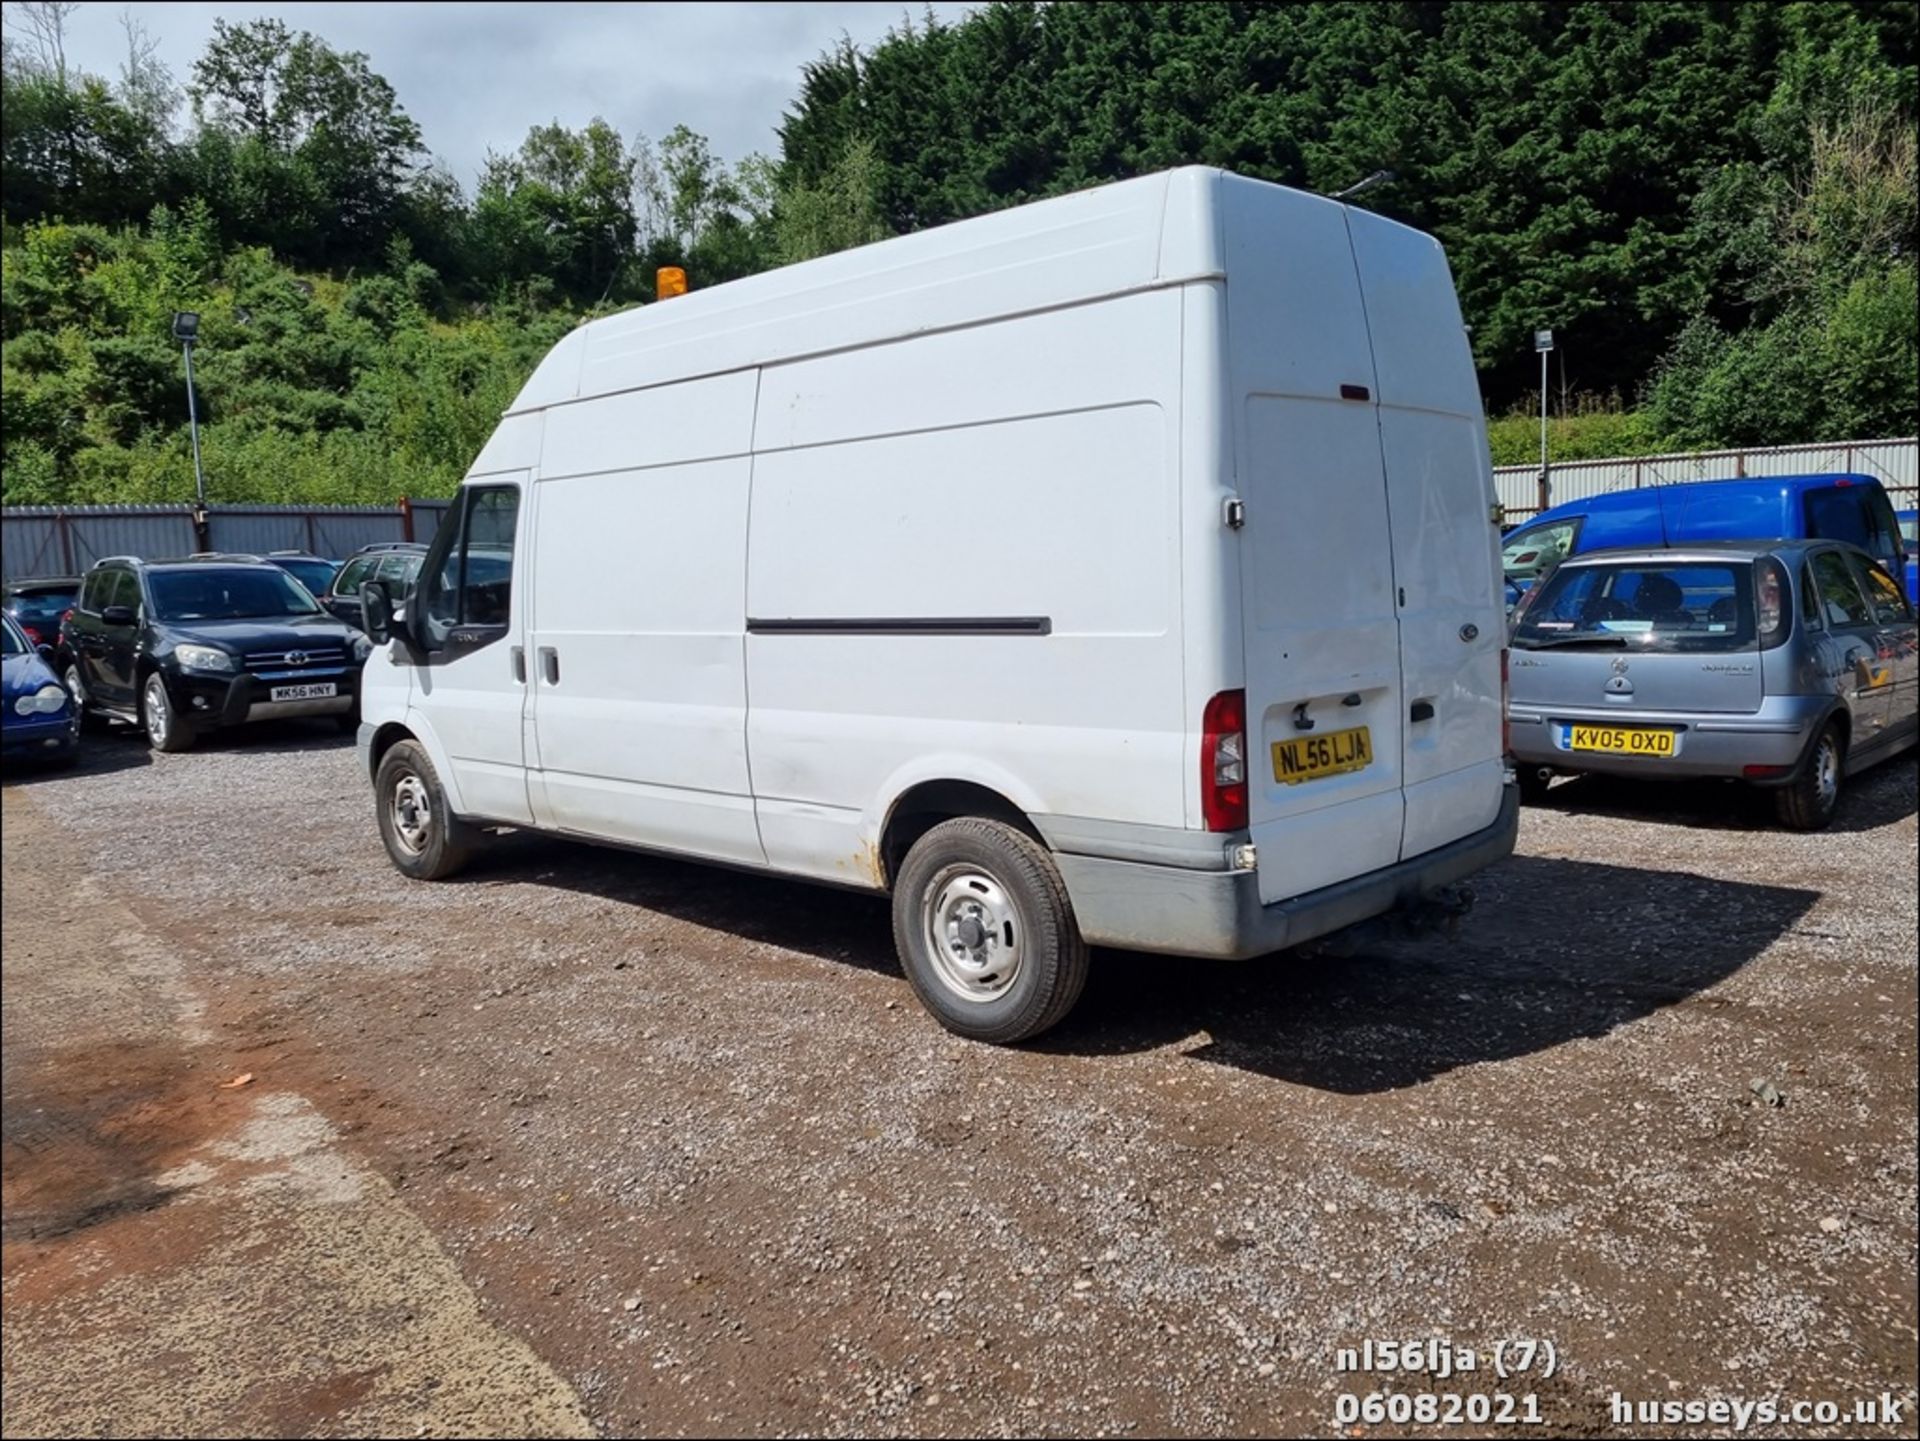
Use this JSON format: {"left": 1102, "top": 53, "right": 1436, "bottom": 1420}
{"left": 375, "top": 740, "right": 476, "bottom": 880}
{"left": 892, "top": 817, "right": 1089, "bottom": 1044}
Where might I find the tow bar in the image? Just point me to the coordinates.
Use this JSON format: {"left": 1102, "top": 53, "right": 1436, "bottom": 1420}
{"left": 1299, "top": 883, "right": 1477, "bottom": 958}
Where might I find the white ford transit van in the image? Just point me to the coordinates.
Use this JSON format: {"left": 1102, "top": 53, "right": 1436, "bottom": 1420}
{"left": 357, "top": 167, "right": 1517, "bottom": 1043}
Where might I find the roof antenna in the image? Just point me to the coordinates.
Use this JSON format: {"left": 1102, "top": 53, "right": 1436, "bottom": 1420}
{"left": 1330, "top": 169, "right": 1396, "bottom": 201}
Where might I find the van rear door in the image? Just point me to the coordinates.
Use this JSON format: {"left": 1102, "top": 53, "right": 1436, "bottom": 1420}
{"left": 1222, "top": 182, "right": 1406, "bottom": 906}
{"left": 1346, "top": 211, "right": 1507, "bottom": 861}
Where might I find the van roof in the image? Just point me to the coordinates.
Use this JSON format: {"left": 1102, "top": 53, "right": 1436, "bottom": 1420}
{"left": 507, "top": 167, "right": 1427, "bottom": 414}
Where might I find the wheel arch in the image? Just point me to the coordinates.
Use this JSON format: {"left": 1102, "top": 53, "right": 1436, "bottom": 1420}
{"left": 877, "top": 778, "right": 1043, "bottom": 890}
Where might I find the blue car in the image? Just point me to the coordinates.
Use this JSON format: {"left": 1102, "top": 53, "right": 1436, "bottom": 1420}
{"left": 1503, "top": 474, "right": 1909, "bottom": 600}
{"left": 2, "top": 612, "right": 80, "bottom": 768}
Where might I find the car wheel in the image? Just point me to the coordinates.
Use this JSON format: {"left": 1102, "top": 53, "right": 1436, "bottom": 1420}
{"left": 1775, "top": 722, "right": 1844, "bottom": 831}
{"left": 141, "top": 672, "right": 194, "bottom": 752}
{"left": 1515, "top": 766, "right": 1555, "bottom": 804}
{"left": 375, "top": 739, "right": 476, "bottom": 880}
{"left": 62, "top": 663, "right": 101, "bottom": 730}
{"left": 891, "top": 817, "right": 1089, "bottom": 1044}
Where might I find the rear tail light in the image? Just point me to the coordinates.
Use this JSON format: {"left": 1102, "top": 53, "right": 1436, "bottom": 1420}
{"left": 1743, "top": 764, "right": 1791, "bottom": 779}
{"left": 1756, "top": 558, "right": 1787, "bottom": 647}
{"left": 21, "top": 625, "right": 43, "bottom": 646}
{"left": 1500, "top": 648, "right": 1511, "bottom": 756}
{"left": 1201, "top": 688, "right": 1248, "bottom": 832}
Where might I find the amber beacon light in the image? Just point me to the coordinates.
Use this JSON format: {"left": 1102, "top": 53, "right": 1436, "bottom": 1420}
{"left": 656, "top": 266, "right": 688, "bottom": 299}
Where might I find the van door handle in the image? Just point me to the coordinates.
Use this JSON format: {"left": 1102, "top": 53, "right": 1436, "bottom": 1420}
{"left": 510, "top": 645, "right": 525, "bottom": 683}
{"left": 1410, "top": 700, "right": 1436, "bottom": 723}
{"left": 538, "top": 646, "right": 559, "bottom": 685}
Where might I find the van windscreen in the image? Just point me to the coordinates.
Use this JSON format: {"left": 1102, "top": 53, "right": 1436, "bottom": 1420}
{"left": 1512, "top": 561, "right": 1756, "bottom": 653}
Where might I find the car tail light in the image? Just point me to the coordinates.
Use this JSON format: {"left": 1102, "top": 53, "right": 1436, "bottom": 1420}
{"left": 1201, "top": 688, "right": 1248, "bottom": 832}
{"left": 1514, "top": 550, "right": 1539, "bottom": 566}
{"left": 1743, "top": 764, "right": 1791, "bottom": 779}
{"left": 1500, "top": 648, "right": 1511, "bottom": 756}
{"left": 21, "top": 624, "right": 43, "bottom": 646}
{"left": 1756, "top": 558, "right": 1787, "bottom": 647}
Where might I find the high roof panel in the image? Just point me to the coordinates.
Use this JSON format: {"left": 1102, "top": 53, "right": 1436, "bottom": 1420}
{"left": 510, "top": 168, "right": 1244, "bottom": 412}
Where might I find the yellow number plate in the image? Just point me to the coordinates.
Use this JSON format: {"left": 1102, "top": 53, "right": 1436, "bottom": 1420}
{"left": 1272, "top": 725, "right": 1373, "bottom": 785}
{"left": 1569, "top": 724, "right": 1676, "bottom": 756}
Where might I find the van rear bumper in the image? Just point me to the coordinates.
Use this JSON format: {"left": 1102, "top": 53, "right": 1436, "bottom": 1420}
{"left": 1053, "top": 786, "right": 1519, "bottom": 961}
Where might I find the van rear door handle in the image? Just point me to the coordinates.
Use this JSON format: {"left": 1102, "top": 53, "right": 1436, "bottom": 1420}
{"left": 538, "top": 646, "right": 559, "bottom": 685}
{"left": 1410, "top": 700, "right": 1436, "bottom": 723}
{"left": 510, "top": 645, "right": 525, "bottom": 683}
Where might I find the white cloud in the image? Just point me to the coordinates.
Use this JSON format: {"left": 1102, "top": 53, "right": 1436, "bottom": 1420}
{"left": 56, "top": 1, "right": 973, "bottom": 191}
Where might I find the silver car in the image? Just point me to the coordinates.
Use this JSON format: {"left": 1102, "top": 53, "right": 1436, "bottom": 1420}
{"left": 1508, "top": 539, "right": 1918, "bottom": 829}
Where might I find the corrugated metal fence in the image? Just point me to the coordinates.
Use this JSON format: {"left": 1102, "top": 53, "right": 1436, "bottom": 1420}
{"left": 1495, "top": 436, "right": 1919, "bottom": 520}
{"left": 7, "top": 440, "right": 1916, "bottom": 578}
{"left": 2, "top": 500, "right": 454, "bottom": 580}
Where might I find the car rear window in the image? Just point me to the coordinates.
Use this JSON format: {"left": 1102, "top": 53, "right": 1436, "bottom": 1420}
{"left": 1512, "top": 561, "right": 1757, "bottom": 653}
{"left": 149, "top": 568, "right": 322, "bottom": 621}
{"left": 5, "top": 587, "right": 76, "bottom": 623}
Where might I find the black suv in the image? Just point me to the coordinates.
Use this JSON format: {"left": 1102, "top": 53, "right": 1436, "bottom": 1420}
{"left": 59, "top": 557, "right": 370, "bottom": 751}
{"left": 322, "top": 542, "right": 428, "bottom": 630}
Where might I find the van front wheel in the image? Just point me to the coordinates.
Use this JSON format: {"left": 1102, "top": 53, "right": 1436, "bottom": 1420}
{"left": 892, "top": 817, "right": 1089, "bottom": 1044}
{"left": 375, "top": 740, "right": 476, "bottom": 880}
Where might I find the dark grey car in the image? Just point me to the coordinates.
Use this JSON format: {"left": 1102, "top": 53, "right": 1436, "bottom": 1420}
{"left": 1508, "top": 539, "right": 1918, "bottom": 829}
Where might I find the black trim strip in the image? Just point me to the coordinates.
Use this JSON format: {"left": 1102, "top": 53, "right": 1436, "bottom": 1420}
{"left": 747, "top": 616, "right": 1051, "bottom": 637}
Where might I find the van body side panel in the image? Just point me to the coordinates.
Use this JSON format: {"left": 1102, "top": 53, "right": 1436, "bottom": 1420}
{"left": 524, "top": 374, "right": 764, "bottom": 865}
{"left": 746, "top": 292, "right": 1185, "bottom": 882}
{"left": 1345, "top": 211, "right": 1506, "bottom": 857}
{"left": 1220, "top": 177, "right": 1407, "bottom": 906}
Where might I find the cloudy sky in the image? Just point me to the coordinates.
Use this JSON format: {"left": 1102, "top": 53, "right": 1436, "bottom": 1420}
{"left": 55, "top": 2, "right": 974, "bottom": 188}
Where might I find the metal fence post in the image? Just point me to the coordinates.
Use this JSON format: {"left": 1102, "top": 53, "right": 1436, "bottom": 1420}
{"left": 399, "top": 497, "right": 414, "bottom": 543}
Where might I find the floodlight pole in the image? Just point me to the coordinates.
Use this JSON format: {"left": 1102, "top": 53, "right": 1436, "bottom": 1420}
{"left": 1534, "top": 329, "right": 1554, "bottom": 514}
{"left": 182, "top": 336, "right": 206, "bottom": 510}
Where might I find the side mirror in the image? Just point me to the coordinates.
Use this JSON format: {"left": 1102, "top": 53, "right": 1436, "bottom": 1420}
{"left": 101, "top": 604, "right": 136, "bottom": 626}
{"left": 360, "top": 581, "right": 394, "bottom": 645}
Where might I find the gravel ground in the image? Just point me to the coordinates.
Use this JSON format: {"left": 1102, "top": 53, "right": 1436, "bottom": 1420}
{"left": 4, "top": 720, "right": 1916, "bottom": 1438}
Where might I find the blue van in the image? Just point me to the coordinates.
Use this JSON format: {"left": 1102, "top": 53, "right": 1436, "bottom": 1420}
{"left": 1503, "top": 474, "right": 1908, "bottom": 599}
{"left": 1899, "top": 508, "right": 1918, "bottom": 604}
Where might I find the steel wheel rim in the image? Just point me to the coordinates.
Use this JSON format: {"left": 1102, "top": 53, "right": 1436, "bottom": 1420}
{"left": 143, "top": 676, "right": 169, "bottom": 745}
{"left": 922, "top": 866, "right": 1023, "bottom": 1003}
{"left": 1815, "top": 736, "right": 1840, "bottom": 809}
{"left": 390, "top": 771, "right": 434, "bottom": 856}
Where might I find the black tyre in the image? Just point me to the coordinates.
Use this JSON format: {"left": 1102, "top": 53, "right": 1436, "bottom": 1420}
{"left": 375, "top": 739, "right": 476, "bottom": 880}
{"left": 1515, "top": 766, "right": 1554, "bottom": 804}
{"left": 891, "top": 817, "right": 1089, "bottom": 1044}
{"left": 1775, "top": 722, "right": 1844, "bottom": 832}
{"left": 63, "top": 662, "right": 104, "bottom": 732}
{"left": 141, "top": 671, "right": 194, "bottom": 752}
